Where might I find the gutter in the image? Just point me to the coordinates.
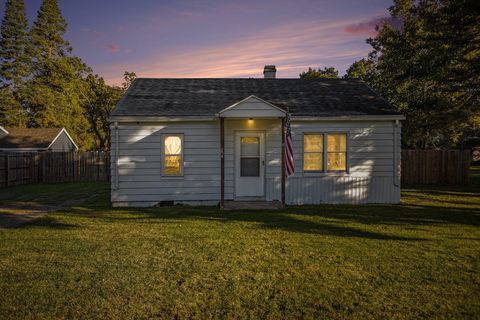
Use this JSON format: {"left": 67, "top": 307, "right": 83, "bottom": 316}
{"left": 292, "top": 115, "right": 406, "bottom": 121}
{"left": 114, "top": 121, "right": 119, "bottom": 190}
{"left": 393, "top": 120, "right": 400, "bottom": 187}
{"left": 108, "top": 116, "right": 216, "bottom": 122}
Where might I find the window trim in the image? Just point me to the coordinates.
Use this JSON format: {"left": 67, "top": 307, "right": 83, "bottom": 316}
{"left": 303, "top": 131, "right": 349, "bottom": 174}
{"left": 161, "top": 133, "right": 184, "bottom": 177}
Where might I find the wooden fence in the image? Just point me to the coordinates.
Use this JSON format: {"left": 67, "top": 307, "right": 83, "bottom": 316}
{"left": 0, "top": 150, "right": 472, "bottom": 188}
{"left": 0, "top": 151, "right": 109, "bottom": 188}
{"left": 401, "top": 149, "right": 471, "bottom": 185}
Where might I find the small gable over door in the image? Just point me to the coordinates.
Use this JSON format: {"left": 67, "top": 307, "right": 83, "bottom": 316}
{"left": 218, "top": 95, "right": 286, "bottom": 118}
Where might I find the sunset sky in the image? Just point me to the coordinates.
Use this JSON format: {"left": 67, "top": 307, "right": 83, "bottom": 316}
{"left": 1, "top": 0, "right": 393, "bottom": 84}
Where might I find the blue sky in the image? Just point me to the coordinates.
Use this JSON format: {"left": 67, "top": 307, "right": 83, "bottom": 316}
{"left": 1, "top": 0, "right": 393, "bottom": 84}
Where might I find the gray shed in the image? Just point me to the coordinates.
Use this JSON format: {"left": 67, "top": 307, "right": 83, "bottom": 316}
{"left": 0, "top": 127, "right": 78, "bottom": 152}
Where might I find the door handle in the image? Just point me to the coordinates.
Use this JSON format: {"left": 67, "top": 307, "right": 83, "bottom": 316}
{"left": 262, "top": 160, "right": 265, "bottom": 166}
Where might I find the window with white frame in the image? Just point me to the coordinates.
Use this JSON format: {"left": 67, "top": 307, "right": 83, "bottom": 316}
{"left": 303, "top": 133, "right": 347, "bottom": 172}
{"left": 163, "top": 134, "right": 183, "bottom": 176}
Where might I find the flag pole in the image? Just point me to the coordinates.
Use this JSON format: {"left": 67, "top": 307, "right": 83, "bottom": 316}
{"left": 281, "top": 116, "right": 286, "bottom": 207}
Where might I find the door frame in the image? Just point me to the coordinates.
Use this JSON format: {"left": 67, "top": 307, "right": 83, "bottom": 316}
{"left": 234, "top": 130, "right": 266, "bottom": 200}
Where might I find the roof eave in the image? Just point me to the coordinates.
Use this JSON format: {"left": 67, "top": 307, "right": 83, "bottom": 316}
{"left": 292, "top": 115, "right": 405, "bottom": 121}
{"left": 0, "top": 147, "right": 49, "bottom": 151}
{"left": 108, "top": 115, "right": 217, "bottom": 122}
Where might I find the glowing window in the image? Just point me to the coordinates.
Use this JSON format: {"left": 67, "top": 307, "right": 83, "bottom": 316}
{"left": 327, "top": 133, "right": 347, "bottom": 171}
{"left": 303, "top": 133, "right": 347, "bottom": 172}
{"left": 163, "top": 135, "right": 183, "bottom": 176}
{"left": 303, "top": 134, "right": 323, "bottom": 172}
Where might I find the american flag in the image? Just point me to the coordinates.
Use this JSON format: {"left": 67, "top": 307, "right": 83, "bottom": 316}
{"left": 284, "top": 110, "right": 295, "bottom": 177}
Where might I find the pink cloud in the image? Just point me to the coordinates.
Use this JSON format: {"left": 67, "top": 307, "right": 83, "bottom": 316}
{"left": 344, "top": 16, "right": 401, "bottom": 37}
{"left": 106, "top": 44, "right": 120, "bottom": 53}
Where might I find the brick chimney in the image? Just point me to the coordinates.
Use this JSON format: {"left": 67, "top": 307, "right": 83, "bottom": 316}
{"left": 263, "top": 65, "right": 276, "bottom": 79}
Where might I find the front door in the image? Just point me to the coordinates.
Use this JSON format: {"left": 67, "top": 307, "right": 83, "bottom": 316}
{"left": 235, "top": 132, "right": 265, "bottom": 198}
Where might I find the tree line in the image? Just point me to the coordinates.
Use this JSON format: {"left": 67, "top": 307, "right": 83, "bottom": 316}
{"left": 0, "top": 0, "right": 134, "bottom": 151}
{"left": 1, "top": 0, "right": 478, "bottom": 150}
{"left": 300, "top": 0, "right": 479, "bottom": 149}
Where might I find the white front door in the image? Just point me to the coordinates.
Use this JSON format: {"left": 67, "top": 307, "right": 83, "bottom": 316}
{"left": 235, "top": 132, "right": 265, "bottom": 198}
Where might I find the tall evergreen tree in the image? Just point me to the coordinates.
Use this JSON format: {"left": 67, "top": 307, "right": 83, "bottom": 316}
{"left": 30, "top": 0, "right": 70, "bottom": 66}
{"left": 25, "top": 0, "right": 94, "bottom": 149}
{"left": 0, "top": 0, "right": 30, "bottom": 86}
{"left": 0, "top": 0, "right": 30, "bottom": 126}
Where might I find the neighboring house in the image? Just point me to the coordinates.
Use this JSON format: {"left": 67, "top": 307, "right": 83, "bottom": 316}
{"left": 109, "top": 66, "right": 404, "bottom": 207}
{"left": 0, "top": 127, "right": 78, "bottom": 152}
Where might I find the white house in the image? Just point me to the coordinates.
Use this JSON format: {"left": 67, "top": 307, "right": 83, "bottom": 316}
{"left": 109, "top": 66, "right": 404, "bottom": 207}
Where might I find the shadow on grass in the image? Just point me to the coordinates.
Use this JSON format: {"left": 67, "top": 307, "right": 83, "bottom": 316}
{"left": 64, "top": 204, "right": 432, "bottom": 241}
{"left": 6, "top": 184, "right": 478, "bottom": 241}
{"left": 25, "top": 216, "right": 78, "bottom": 229}
{"left": 0, "top": 215, "right": 78, "bottom": 229}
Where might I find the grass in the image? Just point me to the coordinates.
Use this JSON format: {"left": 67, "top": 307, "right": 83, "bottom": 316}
{"left": 0, "top": 181, "right": 107, "bottom": 206}
{"left": 0, "top": 181, "right": 479, "bottom": 319}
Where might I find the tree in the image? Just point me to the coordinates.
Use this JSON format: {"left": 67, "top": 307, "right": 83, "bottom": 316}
{"left": 0, "top": 87, "right": 27, "bottom": 126}
{"left": 344, "top": 58, "right": 376, "bottom": 83}
{"left": 81, "top": 71, "right": 136, "bottom": 150}
{"left": 24, "top": 0, "right": 94, "bottom": 149}
{"left": 30, "top": 0, "right": 71, "bottom": 67}
{"left": 0, "top": 0, "right": 30, "bottom": 127}
{"left": 82, "top": 75, "right": 122, "bottom": 151}
{"left": 122, "top": 71, "right": 137, "bottom": 90}
{"left": 0, "top": 0, "right": 30, "bottom": 87}
{"left": 299, "top": 67, "right": 339, "bottom": 79}
{"left": 366, "top": 0, "right": 480, "bottom": 148}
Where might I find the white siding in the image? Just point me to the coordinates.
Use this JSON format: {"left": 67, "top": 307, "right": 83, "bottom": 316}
{"left": 286, "top": 120, "right": 401, "bottom": 204}
{"left": 219, "top": 96, "right": 285, "bottom": 118}
{"left": 110, "top": 119, "right": 401, "bottom": 206}
{"left": 49, "top": 131, "right": 76, "bottom": 152}
{"left": 111, "top": 121, "right": 222, "bottom": 206}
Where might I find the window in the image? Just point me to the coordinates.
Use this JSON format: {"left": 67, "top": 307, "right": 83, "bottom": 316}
{"left": 327, "top": 133, "right": 347, "bottom": 171}
{"left": 303, "top": 133, "right": 347, "bottom": 172}
{"left": 240, "top": 136, "right": 260, "bottom": 176}
{"left": 163, "top": 135, "right": 183, "bottom": 176}
{"left": 303, "top": 134, "right": 323, "bottom": 171}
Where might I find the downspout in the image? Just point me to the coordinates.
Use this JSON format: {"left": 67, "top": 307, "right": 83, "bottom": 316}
{"left": 114, "top": 121, "right": 119, "bottom": 190}
{"left": 393, "top": 120, "right": 400, "bottom": 187}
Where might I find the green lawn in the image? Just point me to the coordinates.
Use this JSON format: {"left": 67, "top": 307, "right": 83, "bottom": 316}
{"left": 0, "top": 181, "right": 479, "bottom": 319}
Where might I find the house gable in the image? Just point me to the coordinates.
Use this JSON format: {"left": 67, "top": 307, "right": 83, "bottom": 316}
{"left": 48, "top": 129, "right": 79, "bottom": 151}
{"left": 218, "top": 95, "right": 286, "bottom": 118}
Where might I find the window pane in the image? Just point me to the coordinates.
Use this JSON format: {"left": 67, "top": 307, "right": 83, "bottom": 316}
{"left": 164, "top": 155, "right": 182, "bottom": 175}
{"left": 241, "top": 158, "right": 259, "bottom": 176}
{"left": 327, "top": 152, "right": 346, "bottom": 171}
{"left": 304, "top": 134, "right": 323, "bottom": 152}
{"left": 304, "top": 152, "right": 323, "bottom": 171}
{"left": 241, "top": 137, "right": 259, "bottom": 156}
{"left": 327, "top": 133, "right": 346, "bottom": 152}
{"left": 165, "top": 136, "right": 182, "bottom": 155}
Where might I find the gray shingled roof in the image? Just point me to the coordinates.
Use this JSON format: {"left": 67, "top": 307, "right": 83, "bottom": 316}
{"left": 0, "top": 128, "right": 62, "bottom": 149}
{"left": 111, "top": 78, "right": 401, "bottom": 117}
